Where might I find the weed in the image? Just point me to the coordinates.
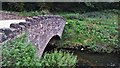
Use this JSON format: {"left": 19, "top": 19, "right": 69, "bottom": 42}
{"left": 1, "top": 33, "right": 77, "bottom": 67}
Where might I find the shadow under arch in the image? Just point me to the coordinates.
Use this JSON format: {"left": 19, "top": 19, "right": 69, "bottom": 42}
{"left": 42, "top": 35, "right": 61, "bottom": 55}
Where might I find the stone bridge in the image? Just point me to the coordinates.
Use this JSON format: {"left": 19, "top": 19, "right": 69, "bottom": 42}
{"left": 0, "top": 12, "right": 66, "bottom": 58}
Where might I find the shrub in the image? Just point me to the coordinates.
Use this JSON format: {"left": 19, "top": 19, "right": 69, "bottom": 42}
{"left": 38, "top": 50, "right": 77, "bottom": 67}
{"left": 7, "top": 2, "right": 24, "bottom": 12}
{"left": 1, "top": 33, "right": 78, "bottom": 67}
{"left": 18, "top": 11, "right": 42, "bottom": 17}
{"left": 2, "top": 33, "right": 36, "bottom": 66}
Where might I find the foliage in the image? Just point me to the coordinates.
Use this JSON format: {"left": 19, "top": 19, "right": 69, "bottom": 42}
{"left": 38, "top": 50, "right": 77, "bottom": 67}
{"left": 2, "top": 2, "right": 119, "bottom": 12}
{"left": 2, "top": 2, "right": 25, "bottom": 12}
{"left": 57, "top": 10, "right": 119, "bottom": 53}
{"left": 1, "top": 33, "right": 77, "bottom": 67}
{"left": 18, "top": 11, "right": 42, "bottom": 17}
{"left": 2, "top": 2, "right": 54, "bottom": 12}
{"left": 2, "top": 33, "right": 36, "bottom": 66}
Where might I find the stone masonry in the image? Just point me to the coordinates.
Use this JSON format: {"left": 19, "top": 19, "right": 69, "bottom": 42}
{"left": 0, "top": 13, "right": 66, "bottom": 58}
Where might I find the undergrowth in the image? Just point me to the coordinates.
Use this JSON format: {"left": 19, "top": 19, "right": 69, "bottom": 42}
{"left": 57, "top": 10, "right": 119, "bottom": 53}
{"left": 18, "top": 11, "right": 42, "bottom": 17}
{"left": 16, "top": 9, "right": 120, "bottom": 53}
{"left": 1, "top": 33, "right": 77, "bottom": 67}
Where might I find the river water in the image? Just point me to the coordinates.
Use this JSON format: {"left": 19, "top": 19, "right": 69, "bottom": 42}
{"left": 44, "top": 45, "right": 120, "bottom": 67}
{"left": 73, "top": 50, "right": 120, "bottom": 67}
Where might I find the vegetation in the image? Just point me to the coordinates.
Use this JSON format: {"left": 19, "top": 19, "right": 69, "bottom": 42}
{"left": 39, "top": 50, "right": 77, "bottom": 67}
{"left": 18, "top": 11, "right": 42, "bottom": 17}
{"left": 57, "top": 10, "right": 119, "bottom": 53}
{"left": 1, "top": 2, "right": 120, "bottom": 67}
{"left": 2, "top": 2, "right": 119, "bottom": 12}
{"left": 15, "top": 9, "right": 119, "bottom": 53}
{"left": 1, "top": 33, "right": 77, "bottom": 67}
{"left": 2, "top": 33, "right": 36, "bottom": 66}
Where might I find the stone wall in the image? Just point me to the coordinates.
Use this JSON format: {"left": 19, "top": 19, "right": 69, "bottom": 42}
{"left": 0, "top": 11, "right": 27, "bottom": 20}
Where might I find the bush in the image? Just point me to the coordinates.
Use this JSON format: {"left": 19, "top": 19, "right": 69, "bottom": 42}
{"left": 1, "top": 33, "right": 78, "bottom": 67}
{"left": 18, "top": 11, "right": 42, "bottom": 17}
{"left": 38, "top": 50, "right": 77, "bottom": 67}
{"left": 2, "top": 33, "right": 36, "bottom": 66}
{"left": 6, "top": 2, "right": 24, "bottom": 12}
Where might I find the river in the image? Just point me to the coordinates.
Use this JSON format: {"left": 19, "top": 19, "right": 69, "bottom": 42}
{"left": 44, "top": 44, "right": 120, "bottom": 67}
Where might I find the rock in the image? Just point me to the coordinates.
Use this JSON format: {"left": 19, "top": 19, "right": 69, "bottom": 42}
{"left": 0, "top": 28, "right": 12, "bottom": 34}
{"left": 0, "top": 28, "right": 15, "bottom": 38}
{"left": 19, "top": 25, "right": 26, "bottom": 30}
{"left": 0, "top": 11, "right": 26, "bottom": 20}
{"left": 33, "top": 16, "right": 39, "bottom": 20}
{"left": 25, "top": 17, "right": 34, "bottom": 22}
{"left": 9, "top": 28, "right": 20, "bottom": 36}
{"left": 0, "top": 32, "right": 7, "bottom": 43}
{"left": 10, "top": 23, "right": 21, "bottom": 29}
{"left": 10, "top": 23, "right": 26, "bottom": 30}
{"left": 19, "top": 22, "right": 31, "bottom": 28}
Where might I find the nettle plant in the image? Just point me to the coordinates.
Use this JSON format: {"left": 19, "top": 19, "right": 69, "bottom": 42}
{"left": 2, "top": 33, "right": 78, "bottom": 67}
{"left": 39, "top": 50, "right": 78, "bottom": 67}
{"left": 2, "top": 33, "right": 36, "bottom": 66}
{"left": 59, "top": 14, "right": 119, "bottom": 53}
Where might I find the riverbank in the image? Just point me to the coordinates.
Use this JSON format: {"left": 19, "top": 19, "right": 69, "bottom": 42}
{"left": 44, "top": 44, "right": 120, "bottom": 67}
{"left": 1, "top": 10, "right": 120, "bottom": 67}
{"left": 54, "top": 9, "right": 120, "bottom": 53}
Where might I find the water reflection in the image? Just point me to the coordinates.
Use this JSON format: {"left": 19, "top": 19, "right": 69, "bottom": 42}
{"left": 44, "top": 45, "right": 120, "bottom": 67}
{"left": 73, "top": 50, "right": 120, "bottom": 67}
